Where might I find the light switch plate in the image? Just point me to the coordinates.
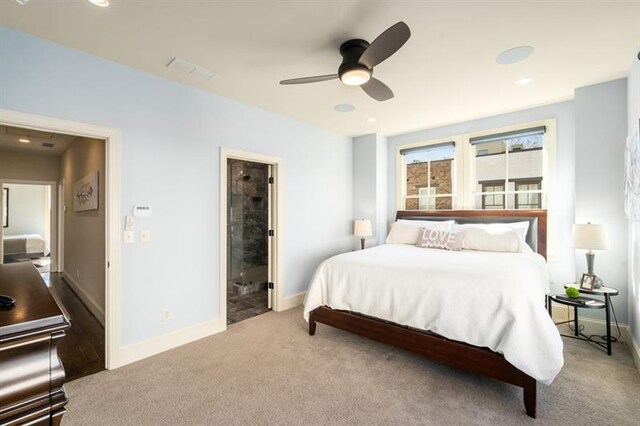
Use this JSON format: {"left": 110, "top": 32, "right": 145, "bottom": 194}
{"left": 124, "top": 230, "right": 135, "bottom": 244}
{"left": 140, "top": 230, "right": 151, "bottom": 243}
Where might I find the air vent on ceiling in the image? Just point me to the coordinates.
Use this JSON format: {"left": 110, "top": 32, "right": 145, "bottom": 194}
{"left": 41, "top": 143, "right": 55, "bottom": 148}
{"left": 167, "top": 57, "right": 215, "bottom": 81}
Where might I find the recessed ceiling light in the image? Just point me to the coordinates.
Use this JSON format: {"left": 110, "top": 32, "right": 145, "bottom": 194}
{"left": 88, "top": 0, "right": 109, "bottom": 7}
{"left": 516, "top": 76, "right": 533, "bottom": 85}
{"left": 18, "top": 138, "right": 31, "bottom": 144}
{"left": 496, "top": 46, "right": 534, "bottom": 65}
{"left": 334, "top": 104, "right": 355, "bottom": 112}
{"left": 367, "top": 118, "right": 376, "bottom": 123}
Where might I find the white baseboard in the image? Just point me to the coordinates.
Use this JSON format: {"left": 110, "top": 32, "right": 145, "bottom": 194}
{"left": 110, "top": 292, "right": 302, "bottom": 369}
{"left": 62, "top": 271, "right": 105, "bottom": 327}
{"left": 277, "top": 291, "right": 305, "bottom": 312}
{"left": 112, "top": 316, "right": 226, "bottom": 369}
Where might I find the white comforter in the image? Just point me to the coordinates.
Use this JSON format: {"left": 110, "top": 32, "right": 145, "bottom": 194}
{"left": 303, "top": 244, "right": 564, "bottom": 385}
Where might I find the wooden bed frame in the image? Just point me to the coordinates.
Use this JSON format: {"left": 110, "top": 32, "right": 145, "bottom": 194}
{"left": 308, "top": 209, "right": 548, "bottom": 418}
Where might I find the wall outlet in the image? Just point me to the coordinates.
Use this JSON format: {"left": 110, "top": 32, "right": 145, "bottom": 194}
{"left": 140, "top": 230, "right": 151, "bottom": 243}
{"left": 161, "top": 309, "right": 171, "bottom": 322}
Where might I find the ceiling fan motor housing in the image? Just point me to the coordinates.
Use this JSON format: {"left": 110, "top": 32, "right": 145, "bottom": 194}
{"left": 338, "top": 39, "right": 373, "bottom": 79}
{"left": 338, "top": 39, "right": 373, "bottom": 86}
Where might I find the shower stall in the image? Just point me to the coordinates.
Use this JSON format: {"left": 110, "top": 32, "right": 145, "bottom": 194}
{"left": 226, "top": 158, "right": 271, "bottom": 324}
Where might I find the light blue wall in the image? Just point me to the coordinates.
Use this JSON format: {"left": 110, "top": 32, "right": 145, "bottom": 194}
{"left": 386, "top": 101, "right": 577, "bottom": 290}
{"left": 353, "top": 133, "right": 387, "bottom": 247}
{"left": 0, "top": 27, "right": 353, "bottom": 345}
{"left": 575, "top": 79, "right": 628, "bottom": 325}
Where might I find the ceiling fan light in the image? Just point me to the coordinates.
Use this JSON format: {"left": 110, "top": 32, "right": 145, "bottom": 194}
{"left": 340, "top": 69, "right": 371, "bottom": 86}
{"left": 88, "top": 0, "right": 110, "bottom": 7}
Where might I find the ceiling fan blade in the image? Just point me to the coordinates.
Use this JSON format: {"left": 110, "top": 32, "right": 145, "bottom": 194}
{"left": 361, "top": 77, "right": 394, "bottom": 102}
{"left": 358, "top": 21, "right": 411, "bottom": 69}
{"left": 279, "top": 74, "right": 339, "bottom": 85}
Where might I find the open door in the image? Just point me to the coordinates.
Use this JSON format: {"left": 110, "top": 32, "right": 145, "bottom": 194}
{"left": 267, "top": 165, "right": 274, "bottom": 310}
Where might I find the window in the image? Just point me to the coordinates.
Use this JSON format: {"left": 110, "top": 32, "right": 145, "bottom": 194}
{"left": 515, "top": 179, "right": 542, "bottom": 209}
{"left": 471, "top": 126, "right": 544, "bottom": 210}
{"left": 481, "top": 182, "right": 505, "bottom": 209}
{"left": 397, "top": 122, "right": 551, "bottom": 212}
{"left": 400, "top": 142, "right": 455, "bottom": 210}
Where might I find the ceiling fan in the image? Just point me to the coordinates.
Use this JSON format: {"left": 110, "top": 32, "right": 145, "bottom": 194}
{"left": 279, "top": 22, "right": 411, "bottom": 102}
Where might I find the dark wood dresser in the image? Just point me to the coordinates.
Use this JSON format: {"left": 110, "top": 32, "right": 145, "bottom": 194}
{"left": 0, "top": 263, "right": 70, "bottom": 425}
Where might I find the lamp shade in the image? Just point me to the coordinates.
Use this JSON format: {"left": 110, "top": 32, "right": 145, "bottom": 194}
{"left": 354, "top": 219, "right": 373, "bottom": 238}
{"left": 574, "top": 223, "right": 609, "bottom": 250}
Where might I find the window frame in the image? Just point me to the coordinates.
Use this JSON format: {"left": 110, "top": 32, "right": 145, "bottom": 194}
{"left": 396, "top": 119, "right": 556, "bottom": 212}
{"left": 514, "top": 178, "right": 543, "bottom": 209}
{"left": 480, "top": 180, "right": 505, "bottom": 210}
{"left": 396, "top": 136, "right": 463, "bottom": 210}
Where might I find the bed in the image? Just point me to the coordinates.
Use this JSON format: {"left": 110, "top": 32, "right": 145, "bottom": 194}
{"left": 303, "top": 210, "right": 562, "bottom": 418}
{"left": 3, "top": 234, "right": 50, "bottom": 262}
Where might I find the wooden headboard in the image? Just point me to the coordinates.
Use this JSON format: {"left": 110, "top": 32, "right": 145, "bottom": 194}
{"left": 395, "top": 210, "right": 547, "bottom": 259}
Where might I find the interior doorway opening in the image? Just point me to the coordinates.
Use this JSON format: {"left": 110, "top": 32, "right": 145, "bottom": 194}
{"left": 2, "top": 182, "right": 52, "bottom": 270}
{"left": 226, "top": 158, "right": 272, "bottom": 324}
{"left": 0, "top": 123, "right": 107, "bottom": 381}
{"left": 220, "top": 148, "right": 281, "bottom": 328}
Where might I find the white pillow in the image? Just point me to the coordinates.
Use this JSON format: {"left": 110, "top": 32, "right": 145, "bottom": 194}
{"left": 455, "top": 224, "right": 524, "bottom": 253}
{"left": 457, "top": 221, "right": 531, "bottom": 252}
{"left": 386, "top": 220, "right": 453, "bottom": 245}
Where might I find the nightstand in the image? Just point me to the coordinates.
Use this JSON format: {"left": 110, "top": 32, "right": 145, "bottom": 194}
{"left": 546, "top": 284, "right": 618, "bottom": 355}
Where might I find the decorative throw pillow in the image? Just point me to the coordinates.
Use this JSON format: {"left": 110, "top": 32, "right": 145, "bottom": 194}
{"left": 415, "top": 227, "right": 466, "bottom": 251}
{"left": 386, "top": 220, "right": 453, "bottom": 245}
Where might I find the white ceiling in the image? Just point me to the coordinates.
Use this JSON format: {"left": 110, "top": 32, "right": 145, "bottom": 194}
{"left": 0, "top": 125, "right": 75, "bottom": 156}
{"left": 1, "top": 0, "right": 639, "bottom": 137}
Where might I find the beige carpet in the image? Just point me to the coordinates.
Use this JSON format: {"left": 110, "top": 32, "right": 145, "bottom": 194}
{"left": 65, "top": 307, "right": 640, "bottom": 425}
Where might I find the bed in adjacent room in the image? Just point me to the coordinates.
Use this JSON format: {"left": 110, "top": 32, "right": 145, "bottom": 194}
{"left": 303, "top": 210, "right": 562, "bottom": 418}
{"left": 3, "top": 234, "right": 50, "bottom": 262}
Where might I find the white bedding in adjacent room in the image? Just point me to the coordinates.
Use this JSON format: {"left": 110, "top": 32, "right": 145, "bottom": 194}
{"left": 303, "top": 244, "right": 564, "bottom": 385}
{"left": 3, "top": 234, "right": 50, "bottom": 256}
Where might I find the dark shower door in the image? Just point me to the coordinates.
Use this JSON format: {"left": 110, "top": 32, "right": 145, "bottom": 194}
{"left": 226, "top": 158, "right": 272, "bottom": 323}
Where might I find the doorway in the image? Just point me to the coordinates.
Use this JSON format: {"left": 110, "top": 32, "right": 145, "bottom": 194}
{"left": 220, "top": 148, "right": 281, "bottom": 327}
{"left": 226, "top": 159, "right": 271, "bottom": 324}
{"left": 1, "top": 182, "right": 53, "bottom": 272}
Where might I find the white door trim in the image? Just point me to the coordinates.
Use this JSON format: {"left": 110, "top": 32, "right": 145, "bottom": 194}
{"left": 219, "top": 147, "right": 283, "bottom": 330}
{"left": 57, "top": 178, "right": 65, "bottom": 272}
{"left": 0, "top": 108, "right": 122, "bottom": 370}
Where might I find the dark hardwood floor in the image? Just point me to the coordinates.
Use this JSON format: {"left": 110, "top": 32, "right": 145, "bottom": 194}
{"left": 43, "top": 272, "right": 106, "bottom": 382}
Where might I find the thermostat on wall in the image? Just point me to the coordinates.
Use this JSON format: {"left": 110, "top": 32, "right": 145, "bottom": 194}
{"left": 133, "top": 205, "right": 152, "bottom": 218}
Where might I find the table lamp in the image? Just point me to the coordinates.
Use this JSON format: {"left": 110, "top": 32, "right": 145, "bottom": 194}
{"left": 574, "top": 223, "right": 609, "bottom": 288}
{"left": 354, "top": 219, "right": 372, "bottom": 250}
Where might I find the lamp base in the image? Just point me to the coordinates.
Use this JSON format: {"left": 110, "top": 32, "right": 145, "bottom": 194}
{"left": 360, "top": 238, "right": 365, "bottom": 250}
{"left": 585, "top": 252, "right": 603, "bottom": 288}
